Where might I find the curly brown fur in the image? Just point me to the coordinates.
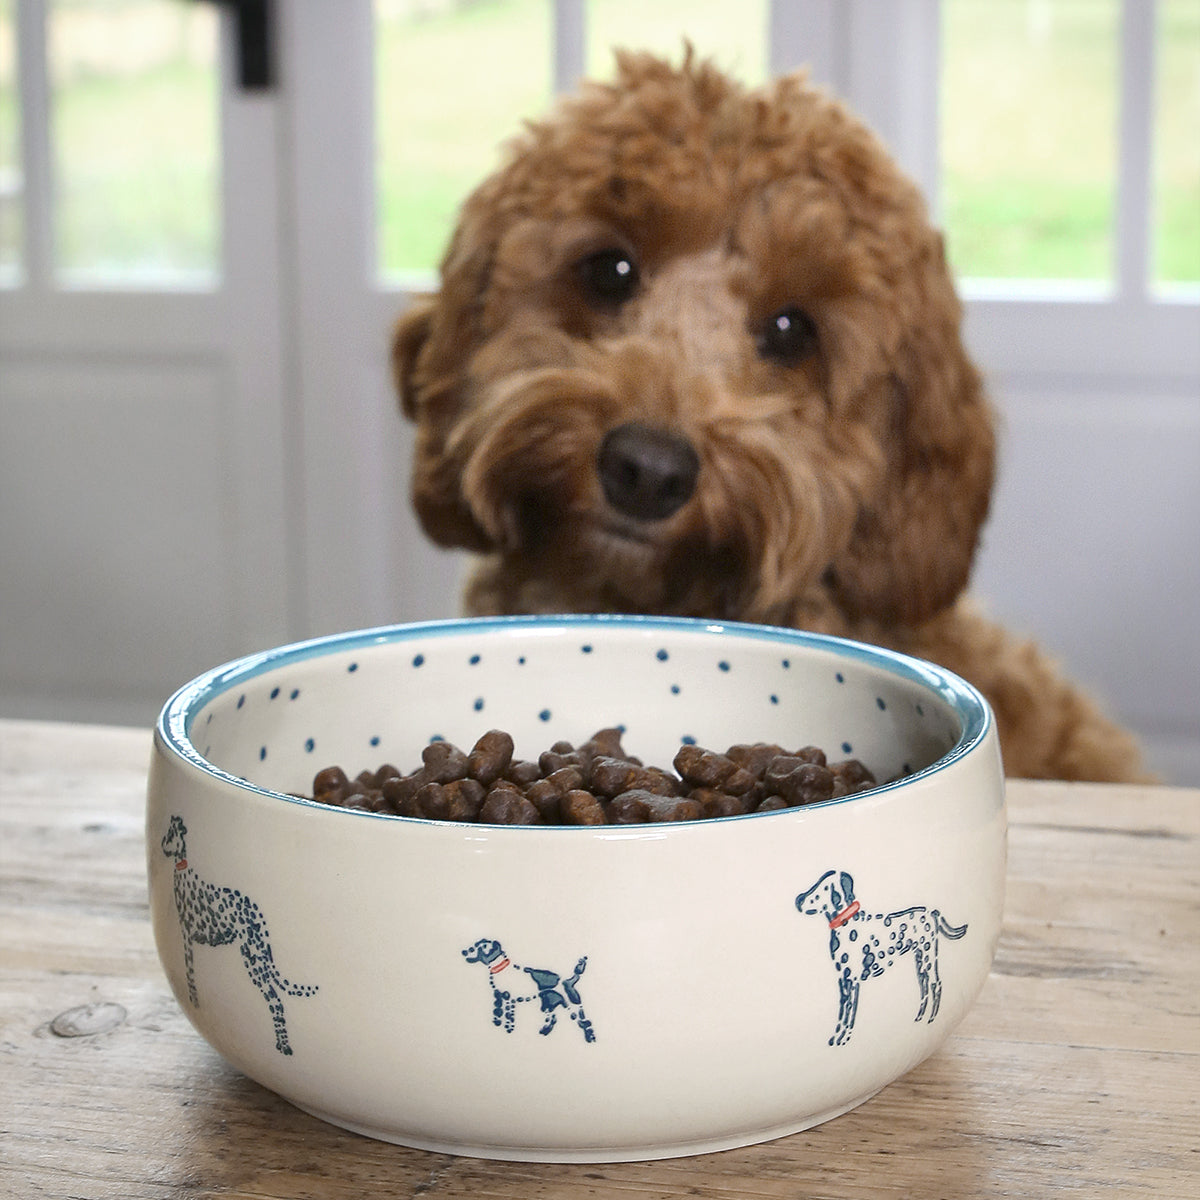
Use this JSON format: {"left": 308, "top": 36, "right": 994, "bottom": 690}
{"left": 393, "top": 49, "right": 1150, "bottom": 783}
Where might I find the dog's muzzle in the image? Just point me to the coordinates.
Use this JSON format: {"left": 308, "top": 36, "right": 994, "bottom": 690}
{"left": 597, "top": 422, "right": 699, "bottom": 522}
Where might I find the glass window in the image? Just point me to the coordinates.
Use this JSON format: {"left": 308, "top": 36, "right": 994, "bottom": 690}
{"left": 375, "top": 0, "right": 552, "bottom": 280}
{"left": 48, "top": 0, "right": 219, "bottom": 286}
{"left": 586, "top": 0, "right": 767, "bottom": 85}
{"left": 0, "top": 0, "right": 20, "bottom": 284}
{"left": 940, "top": 0, "right": 1120, "bottom": 283}
{"left": 1154, "top": 0, "right": 1200, "bottom": 288}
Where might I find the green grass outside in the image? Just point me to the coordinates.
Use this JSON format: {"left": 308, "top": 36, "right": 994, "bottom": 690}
{"left": 374, "top": 0, "right": 764, "bottom": 275}
{"left": 52, "top": 59, "right": 218, "bottom": 278}
{"left": 941, "top": 0, "right": 1199, "bottom": 283}
{"left": 1, "top": 0, "right": 1194, "bottom": 285}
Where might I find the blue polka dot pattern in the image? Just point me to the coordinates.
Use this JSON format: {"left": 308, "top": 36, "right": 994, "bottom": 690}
{"left": 179, "top": 620, "right": 973, "bottom": 813}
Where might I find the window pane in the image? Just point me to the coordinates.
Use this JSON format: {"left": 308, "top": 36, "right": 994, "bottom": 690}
{"left": 587, "top": 0, "right": 767, "bottom": 85}
{"left": 375, "top": 0, "right": 552, "bottom": 279}
{"left": 0, "top": 0, "right": 19, "bottom": 284}
{"left": 1154, "top": 0, "right": 1200, "bottom": 286}
{"left": 49, "top": 0, "right": 218, "bottom": 285}
{"left": 941, "top": 0, "right": 1119, "bottom": 282}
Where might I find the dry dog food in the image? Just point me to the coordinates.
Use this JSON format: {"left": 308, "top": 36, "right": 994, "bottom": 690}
{"left": 303, "top": 728, "right": 877, "bottom": 825}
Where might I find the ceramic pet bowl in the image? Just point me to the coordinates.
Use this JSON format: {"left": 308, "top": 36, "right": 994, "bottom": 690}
{"left": 146, "top": 615, "right": 1006, "bottom": 1162}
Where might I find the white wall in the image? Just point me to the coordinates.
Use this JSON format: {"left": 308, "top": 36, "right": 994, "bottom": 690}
{"left": 970, "top": 377, "right": 1200, "bottom": 785}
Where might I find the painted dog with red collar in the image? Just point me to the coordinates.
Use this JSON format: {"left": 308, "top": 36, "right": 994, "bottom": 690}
{"left": 161, "top": 814, "right": 317, "bottom": 1055}
{"left": 463, "top": 937, "right": 595, "bottom": 1043}
{"left": 795, "top": 869, "right": 967, "bottom": 1046}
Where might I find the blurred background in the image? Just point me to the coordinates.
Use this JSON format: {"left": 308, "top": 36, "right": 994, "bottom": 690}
{"left": 1, "top": 0, "right": 1197, "bottom": 781}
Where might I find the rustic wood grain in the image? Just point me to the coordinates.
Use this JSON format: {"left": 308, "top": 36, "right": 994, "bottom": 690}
{"left": 2, "top": 719, "right": 1197, "bottom": 1199}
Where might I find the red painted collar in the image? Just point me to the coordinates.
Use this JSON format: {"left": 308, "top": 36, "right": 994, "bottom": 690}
{"left": 829, "top": 900, "right": 860, "bottom": 928}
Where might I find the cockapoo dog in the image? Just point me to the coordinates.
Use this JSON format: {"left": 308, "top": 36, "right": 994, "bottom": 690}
{"left": 391, "top": 50, "right": 1148, "bottom": 783}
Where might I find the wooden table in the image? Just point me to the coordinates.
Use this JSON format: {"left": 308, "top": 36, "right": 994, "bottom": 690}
{"left": 2, "top": 718, "right": 1197, "bottom": 1199}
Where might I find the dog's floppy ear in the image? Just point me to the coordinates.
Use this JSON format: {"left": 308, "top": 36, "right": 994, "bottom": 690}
{"left": 390, "top": 297, "right": 437, "bottom": 420}
{"left": 838, "top": 871, "right": 855, "bottom": 908}
{"left": 389, "top": 204, "right": 500, "bottom": 553}
{"left": 830, "top": 234, "right": 995, "bottom": 626}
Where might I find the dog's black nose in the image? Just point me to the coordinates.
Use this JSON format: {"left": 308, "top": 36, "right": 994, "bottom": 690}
{"left": 597, "top": 422, "right": 700, "bottom": 521}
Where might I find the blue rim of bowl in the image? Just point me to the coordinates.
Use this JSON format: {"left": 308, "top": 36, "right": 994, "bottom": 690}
{"left": 156, "top": 614, "right": 994, "bottom": 821}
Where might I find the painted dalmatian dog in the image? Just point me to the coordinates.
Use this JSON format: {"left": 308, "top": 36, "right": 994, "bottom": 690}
{"left": 161, "top": 815, "right": 318, "bottom": 1055}
{"left": 462, "top": 938, "right": 595, "bottom": 1043}
{"left": 795, "top": 869, "right": 968, "bottom": 1046}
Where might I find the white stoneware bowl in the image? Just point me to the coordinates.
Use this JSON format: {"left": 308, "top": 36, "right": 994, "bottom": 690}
{"left": 146, "top": 615, "right": 1005, "bottom": 1162}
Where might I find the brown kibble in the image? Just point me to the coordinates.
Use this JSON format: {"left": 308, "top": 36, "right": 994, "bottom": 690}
{"left": 588, "top": 756, "right": 644, "bottom": 797}
{"left": 478, "top": 787, "right": 541, "bottom": 825}
{"left": 413, "top": 781, "right": 450, "bottom": 821}
{"left": 546, "top": 765, "right": 586, "bottom": 794}
{"left": 467, "top": 730, "right": 514, "bottom": 786}
{"left": 561, "top": 789, "right": 607, "bottom": 825}
{"left": 726, "top": 743, "right": 785, "bottom": 778}
{"left": 830, "top": 758, "right": 875, "bottom": 787}
{"left": 609, "top": 790, "right": 654, "bottom": 824}
{"left": 693, "top": 788, "right": 752, "bottom": 819}
{"left": 755, "top": 795, "right": 789, "bottom": 812}
{"left": 504, "top": 759, "right": 542, "bottom": 787}
{"left": 778, "top": 762, "right": 835, "bottom": 806}
{"left": 381, "top": 773, "right": 420, "bottom": 811}
{"left": 721, "top": 766, "right": 757, "bottom": 796}
{"left": 580, "top": 727, "right": 627, "bottom": 760}
{"left": 762, "top": 755, "right": 805, "bottom": 793}
{"left": 312, "top": 765, "right": 350, "bottom": 801}
{"left": 309, "top": 727, "right": 876, "bottom": 826}
{"left": 673, "top": 745, "right": 744, "bottom": 790}
{"left": 641, "top": 767, "right": 683, "bottom": 796}
{"left": 526, "top": 779, "right": 564, "bottom": 823}
{"left": 443, "top": 777, "right": 486, "bottom": 822}
{"left": 421, "top": 740, "right": 469, "bottom": 783}
{"left": 644, "top": 794, "right": 704, "bottom": 823}
{"left": 539, "top": 747, "right": 583, "bottom": 774}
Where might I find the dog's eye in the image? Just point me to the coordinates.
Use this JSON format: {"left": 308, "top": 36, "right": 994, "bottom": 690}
{"left": 757, "top": 307, "right": 819, "bottom": 364}
{"left": 575, "top": 248, "right": 639, "bottom": 306}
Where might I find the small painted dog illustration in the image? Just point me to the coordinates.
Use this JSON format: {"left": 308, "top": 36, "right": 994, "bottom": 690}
{"left": 462, "top": 938, "right": 595, "bottom": 1043}
{"left": 161, "top": 815, "right": 317, "bottom": 1055}
{"left": 795, "top": 869, "right": 968, "bottom": 1046}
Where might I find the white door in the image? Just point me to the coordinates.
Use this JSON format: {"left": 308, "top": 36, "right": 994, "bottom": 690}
{"left": 0, "top": 0, "right": 297, "bottom": 723}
